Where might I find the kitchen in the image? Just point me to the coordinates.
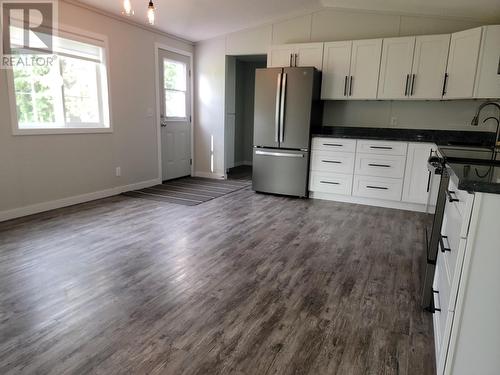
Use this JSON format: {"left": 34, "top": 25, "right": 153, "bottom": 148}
{"left": 245, "top": 24, "right": 500, "bottom": 375}
{"left": 1, "top": 1, "right": 499, "bottom": 374}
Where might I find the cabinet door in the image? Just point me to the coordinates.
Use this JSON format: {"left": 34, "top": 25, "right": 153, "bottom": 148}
{"left": 444, "top": 27, "right": 482, "bottom": 99}
{"left": 402, "top": 143, "right": 435, "bottom": 205}
{"left": 349, "top": 38, "right": 382, "bottom": 99}
{"left": 377, "top": 36, "right": 416, "bottom": 99}
{"left": 474, "top": 25, "right": 500, "bottom": 99}
{"left": 321, "top": 41, "right": 352, "bottom": 99}
{"left": 267, "top": 45, "right": 294, "bottom": 68}
{"left": 295, "top": 43, "right": 324, "bottom": 70}
{"left": 410, "top": 34, "right": 451, "bottom": 99}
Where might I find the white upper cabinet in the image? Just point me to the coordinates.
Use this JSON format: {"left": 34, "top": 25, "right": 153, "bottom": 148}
{"left": 443, "top": 27, "right": 482, "bottom": 99}
{"left": 402, "top": 143, "right": 436, "bottom": 205}
{"left": 474, "top": 25, "right": 500, "bottom": 99}
{"left": 267, "top": 43, "right": 323, "bottom": 70}
{"left": 411, "top": 34, "right": 451, "bottom": 99}
{"left": 349, "top": 39, "right": 383, "bottom": 99}
{"left": 377, "top": 37, "right": 416, "bottom": 99}
{"left": 294, "top": 43, "right": 324, "bottom": 70}
{"left": 268, "top": 45, "right": 295, "bottom": 68}
{"left": 321, "top": 41, "right": 352, "bottom": 99}
{"left": 321, "top": 39, "right": 382, "bottom": 100}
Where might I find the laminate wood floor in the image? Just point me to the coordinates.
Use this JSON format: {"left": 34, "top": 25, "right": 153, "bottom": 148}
{"left": 0, "top": 187, "right": 435, "bottom": 375}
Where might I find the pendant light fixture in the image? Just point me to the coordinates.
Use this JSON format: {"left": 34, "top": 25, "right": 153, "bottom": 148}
{"left": 147, "top": 0, "right": 155, "bottom": 25}
{"left": 122, "top": 0, "right": 134, "bottom": 16}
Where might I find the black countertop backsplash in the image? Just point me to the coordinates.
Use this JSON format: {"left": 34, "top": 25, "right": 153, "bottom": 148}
{"left": 312, "top": 126, "right": 496, "bottom": 148}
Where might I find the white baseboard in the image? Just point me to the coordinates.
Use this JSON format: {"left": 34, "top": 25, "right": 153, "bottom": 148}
{"left": 310, "top": 191, "right": 431, "bottom": 213}
{"left": 193, "top": 171, "right": 226, "bottom": 179}
{"left": 0, "top": 178, "right": 161, "bottom": 223}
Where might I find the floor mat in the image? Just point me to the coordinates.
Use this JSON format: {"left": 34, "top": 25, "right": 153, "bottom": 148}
{"left": 123, "top": 177, "right": 252, "bottom": 206}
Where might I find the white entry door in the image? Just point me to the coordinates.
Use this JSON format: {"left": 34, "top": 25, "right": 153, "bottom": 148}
{"left": 158, "top": 49, "right": 192, "bottom": 181}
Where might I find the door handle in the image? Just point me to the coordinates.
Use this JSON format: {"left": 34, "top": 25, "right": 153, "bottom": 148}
{"left": 255, "top": 150, "right": 304, "bottom": 158}
{"left": 275, "top": 73, "right": 281, "bottom": 143}
{"left": 410, "top": 74, "right": 416, "bottom": 96}
{"left": 320, "top": 181, "right": 340, "bottom": 185}
{"left": 349, "top": 76, "right": 353, "bottom": 96}
{"left": 440, "top": 235, "right": 451, "bottom": 253}
{"left": 344, "top": 76, "right": 348, "bottom": 96}
{"left": 370, "top": 146, "right": 393, "bottom": 150}
{"left": 405, "top": 74, "right": 410, "bottom": 96}
{"left": 279, "top": 73, "right": 287, "bottom": 143}
{"left": 289, "top": 54, "right": 293, "bottom": 67}
{"left": 368, "top": 163, "right": 391, "bottom": 168}
{"left": 294, "top": 53, "right": 298, "bottom": 67}
{"left": 366, "top": 185, "right": 389, "bottom": 190}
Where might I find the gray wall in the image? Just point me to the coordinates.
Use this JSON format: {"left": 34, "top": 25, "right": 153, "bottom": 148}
{"left": 323, "top": 100, "right": 499, "bottom": 132}
{"left": 0, "top": 1, "right": 193, "bottom": 217}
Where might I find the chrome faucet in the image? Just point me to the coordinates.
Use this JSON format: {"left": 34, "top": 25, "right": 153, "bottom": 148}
{"left": 471, "top": 101, "right": 500, "bottom": 148}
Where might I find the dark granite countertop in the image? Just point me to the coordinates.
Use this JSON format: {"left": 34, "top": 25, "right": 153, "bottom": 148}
{"left": 448, "top": 163, "right": 500, "bottom": 194}
{"left": 312, "top": 126, "right": 496, "bottom": 147}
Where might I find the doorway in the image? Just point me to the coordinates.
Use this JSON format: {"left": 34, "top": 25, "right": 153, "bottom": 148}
{"left": 225, "top": 55, "right": 267, "bottom": 180}
{"left": 157, "top": 48, "right": 192, "bottom": 181}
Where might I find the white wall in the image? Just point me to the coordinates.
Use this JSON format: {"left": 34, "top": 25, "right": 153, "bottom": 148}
{"left": 193, "top": 8, "right": 498, "bottom": 176}
{"left": 0, "top": 1, "right": 193, "bottom": 219}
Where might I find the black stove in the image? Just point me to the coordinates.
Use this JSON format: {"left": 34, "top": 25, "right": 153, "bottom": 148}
{"left": 438, "top": 146, "right": 500, "bottom": 166}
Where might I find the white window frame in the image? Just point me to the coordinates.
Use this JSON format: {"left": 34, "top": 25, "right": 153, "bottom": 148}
{"left": 162, "top": 57, "right": 189, "bottom": 122}
{"left": 6, "top": 24, "right": 113, "bottom": 135}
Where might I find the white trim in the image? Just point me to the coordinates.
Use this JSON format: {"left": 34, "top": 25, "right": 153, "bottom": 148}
{"left": 0, "top": 178, "right": 161, "bottom": 223}
{"left": 193, "top": 171, "right": 226, "bottom": 180}
{"left": 310, "top": 191, "right": 432, "bottom": 213}
{"left": 154, "top": 43, "right": 194, "bottom": 181}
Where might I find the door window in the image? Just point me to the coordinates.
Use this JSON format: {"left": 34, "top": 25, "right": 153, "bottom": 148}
{"left": 163, "top": 59, "right": 187, "bottom": 120}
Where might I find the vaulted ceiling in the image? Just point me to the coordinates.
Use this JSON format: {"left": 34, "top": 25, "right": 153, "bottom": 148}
{"left": 76, "top": 0, "right": 500, "bottom": 42}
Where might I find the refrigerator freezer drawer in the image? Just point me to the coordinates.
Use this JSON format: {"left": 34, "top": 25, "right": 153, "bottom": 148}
{"left": 252, "top": 148, "right": 309, "bottom": 197}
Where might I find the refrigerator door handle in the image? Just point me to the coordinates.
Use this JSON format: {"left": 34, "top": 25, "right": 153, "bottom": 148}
{"left": 279, "top": 72, "right": 287, "bottom": 143}
{"left": 255, "top": 150, "right": 304, "bottom": 158}
{"left": 274, "top": 73, "right": 282, "bottom": 143}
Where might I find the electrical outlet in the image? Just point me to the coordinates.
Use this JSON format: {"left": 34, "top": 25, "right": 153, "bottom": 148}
{"left": 390, "top": 116, "right": 398, "bottom": 126}
{"left": 115, "top": 167, "right": 121, "bottom": 177}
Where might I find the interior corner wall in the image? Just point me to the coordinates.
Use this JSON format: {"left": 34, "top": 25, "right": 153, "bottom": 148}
{"left": 0, "top": 1, "right": 193, "bottom": 218}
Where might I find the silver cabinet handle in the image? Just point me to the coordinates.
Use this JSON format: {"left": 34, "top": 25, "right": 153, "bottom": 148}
{"left": 256, "top": 150, "right": 304, "bottom": 158}
{"left": 370, "top": 146, "right": 393, "bottom": 150}
{"left": 320, "top": 181, "right": 340, "bottom": 185}
{"left": 275, "top": 73, "right": 281, "bottom": 143}
{"left": 366, "top": 185, "right": 389, "bottom": 190}
{"left": 323, "top": 143, "right": 343, "bottom": 147}
{"left": 279, "top": 73, "right": 287, "bottom": 143}
{"left": 368, "top": 163, "right": 391, "bottom": 168}
{"left": 321, "top": 160, "right": 342, "bottom": 164}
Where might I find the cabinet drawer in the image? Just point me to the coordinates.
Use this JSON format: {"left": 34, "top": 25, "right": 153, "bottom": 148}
{"left": 309, "top": 171, "right": 353, "bottom": 195}
{"left": 311, "top": 137, "right": 357, "bottom": 153}
{"left": 355, "top": 153, "right": 406, "bottom": 178}
{"left": 311, "top": 151, "right": 355, "bottom": 174}
{"left": 357, "top": 140, "right": 408, "bottom": 156}
{"left": 352, "top": 175, "right": 403, "bottom": 201}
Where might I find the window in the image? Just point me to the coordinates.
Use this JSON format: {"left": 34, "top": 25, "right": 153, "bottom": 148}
{"left": 8, "top": 29, "right": 110, "bottom": 134}
{"left": 163, "top": 59, "right": 187, "bottom": 119}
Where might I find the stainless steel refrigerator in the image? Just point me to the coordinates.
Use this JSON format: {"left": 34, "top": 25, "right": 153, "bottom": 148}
{"left": 252, "top": 67, "right": 322, "bottom": 197}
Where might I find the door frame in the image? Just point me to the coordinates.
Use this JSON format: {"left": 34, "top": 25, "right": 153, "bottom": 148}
{"left": 154, "top": 43, "right": 194, "bottom": 181}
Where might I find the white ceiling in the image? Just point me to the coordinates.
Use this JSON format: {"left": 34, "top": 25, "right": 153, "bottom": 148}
{"left": 76, "top": 0, "right": 500, "bottom": 42}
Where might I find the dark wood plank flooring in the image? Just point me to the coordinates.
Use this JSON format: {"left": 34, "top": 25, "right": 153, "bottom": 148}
{"left": 0, "top": 187, "right": 435, "bottom": 374}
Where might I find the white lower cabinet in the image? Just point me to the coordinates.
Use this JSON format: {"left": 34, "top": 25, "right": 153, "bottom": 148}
{"left": 352, "top": 175, "right": 403, "bottom": 201}
{"left": 309, "top": 171, "right": 353, "bottom": 195}
{"left": 309, "top": 137, "right": 436, "bottom": 212}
